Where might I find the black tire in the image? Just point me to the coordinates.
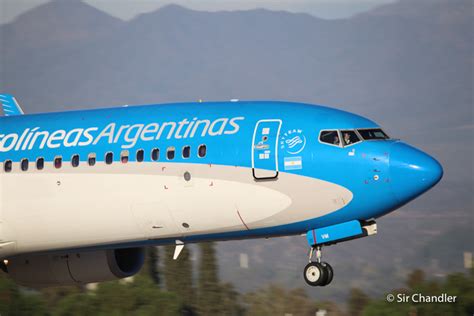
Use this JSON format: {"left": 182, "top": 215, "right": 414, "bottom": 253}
{"left": 303, "top": 262, "right": 327, "bottom": 286}
{"left": 321, "top": 262, "right": 333, "bottom": 286}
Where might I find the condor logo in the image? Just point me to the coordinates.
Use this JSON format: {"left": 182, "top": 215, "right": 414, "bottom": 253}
{"left": 0, "top": 117, "right": 245, "bottom": 152}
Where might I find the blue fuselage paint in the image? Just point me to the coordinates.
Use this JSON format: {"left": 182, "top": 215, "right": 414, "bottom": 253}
{"left": 0, "top": 101, "right": 443, "bottom": 246}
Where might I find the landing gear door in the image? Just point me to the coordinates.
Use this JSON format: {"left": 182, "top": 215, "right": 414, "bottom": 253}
{"left": 252, "top": 120, "right": 282, "bottom": 180}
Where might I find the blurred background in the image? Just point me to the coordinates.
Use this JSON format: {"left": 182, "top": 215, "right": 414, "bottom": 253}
{"left": 0, "top": 0, "right": 472, "bottom": 315}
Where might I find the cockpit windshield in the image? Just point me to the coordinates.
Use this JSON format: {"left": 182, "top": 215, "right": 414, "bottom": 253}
{"left": 320, "top": 130, "right": 340, "bottom": 146}
{"left": 319, "top": 128, "right": 390, "bottom": 148}
{"left": 340, "top": 130, "right": 361, "bottom": 146}
{"left": 357, "top": 129, "right": 389, "bottom": 140}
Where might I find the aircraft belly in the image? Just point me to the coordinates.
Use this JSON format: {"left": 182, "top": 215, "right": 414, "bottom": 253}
{"left": 2, "top": 162, "right": 352, "bottom": 255}
{"left": 3, "top": 172, "right": 144, "bottom": 254}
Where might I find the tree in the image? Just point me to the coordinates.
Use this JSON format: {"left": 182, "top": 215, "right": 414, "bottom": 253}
{"left": 406, "top": 269, "right": 425, "bottom": 289}
{"left": 50, "top": 292, "right": 96, "bottom": 316}
{"left": 0, "top": 272, "right": 22, "bottom": 316}
{"left": 197, "top": 242, "right": 222, "bottom": 315}
{"left": 363, "top": 269, "right": 474, "bottom": 316}
{"left": 219, "top": 282, "right": 243, "bottom": 316}
{"left": 442, "top": 270, "right": 474, "bottom": 315}
{"left": 146, "top": 246, "right": 161, "bottom": 286}
{"left": 0, "top": 272, "right": 48, "bottom": 316}
{"left": 40, "top": 285, "right": 82, "bottom": 310}
{"left": 244, "top": 285, "right": 318, "bottom": 316}
{"left": 164, "top": 245, "right": 196, "bottom": 314}
{"left": 314, "top": 301, "right": 345, "bottom": 316}
{"left": 348, "top": 287, "right": 370, "bottom": 316}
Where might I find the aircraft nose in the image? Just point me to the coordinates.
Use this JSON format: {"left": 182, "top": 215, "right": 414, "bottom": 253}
{"left": 389, "top": 142, "right": 443, "bottom": 204}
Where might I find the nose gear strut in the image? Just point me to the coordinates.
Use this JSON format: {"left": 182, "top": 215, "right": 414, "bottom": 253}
{"left": 303, "top": 220, "right": 377, "bottom": 287}
{"left": 304, "top": 245, "right": 333, "bottom": 286}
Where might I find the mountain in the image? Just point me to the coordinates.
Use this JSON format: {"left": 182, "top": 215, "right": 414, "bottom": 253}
{"left": 2, "top": 0, "right": 122, "bottom": 49}
{"left": 0, "top": 0, "right": 472, "bottom": 301}
{"left": 0, "top": 0, "right": 124, "bottom": 91}
{"left": 1, "top": 1, "right": 471, "bottom": 130}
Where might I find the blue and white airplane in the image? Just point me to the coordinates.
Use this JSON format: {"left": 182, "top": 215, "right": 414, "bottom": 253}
{"left": 0, "top": 94, "right": 442, "bottom": 287}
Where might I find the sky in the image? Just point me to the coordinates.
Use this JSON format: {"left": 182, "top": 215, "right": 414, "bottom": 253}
{"left": 0, "top": 0, "right": 395, "bottom": 24}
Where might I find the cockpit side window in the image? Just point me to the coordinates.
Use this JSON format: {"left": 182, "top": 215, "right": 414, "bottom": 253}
{"left": 357, "top": 128, "right": 389, "bottom": 140}
{"left": 341, "top": 130, "right": 361, "bottom": 146}
{"left": 320, "top": 130, "right": 340, "bottom": 146}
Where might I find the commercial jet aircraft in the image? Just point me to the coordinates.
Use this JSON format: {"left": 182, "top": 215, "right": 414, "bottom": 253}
{"left": 0, "top": 94, "right": 442, "bottom": 287}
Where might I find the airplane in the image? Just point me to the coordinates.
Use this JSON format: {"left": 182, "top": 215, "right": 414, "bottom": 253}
{"left": 0, "top": 93, "right": 443, "bottom": 287}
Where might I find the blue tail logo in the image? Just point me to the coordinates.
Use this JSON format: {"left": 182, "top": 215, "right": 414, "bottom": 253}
{"left": 0, "top": 94, "right": 24, "bottom": 116}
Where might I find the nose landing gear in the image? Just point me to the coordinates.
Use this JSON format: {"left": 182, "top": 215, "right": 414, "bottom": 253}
{"left": 303, "top": 245, "right": 333, "bottom": 286}
{"left": 303, "top": 220, "right": 377, "bottom": 287}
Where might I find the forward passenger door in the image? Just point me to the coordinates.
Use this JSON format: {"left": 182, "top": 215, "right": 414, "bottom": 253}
{"left": 252, "top": 120, "right": 282, "bottom": 180}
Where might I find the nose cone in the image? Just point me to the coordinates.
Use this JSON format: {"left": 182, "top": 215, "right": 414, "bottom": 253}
{"left": 390, "top": 142, "right": 443, "bottom": 204}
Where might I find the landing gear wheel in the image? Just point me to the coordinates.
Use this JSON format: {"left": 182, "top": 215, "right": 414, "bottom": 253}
{"left": 303, "top": 262, "right": 328, "bottom": 286}
{"left": 320, "top": 262, "right": 333, "bottom": 286}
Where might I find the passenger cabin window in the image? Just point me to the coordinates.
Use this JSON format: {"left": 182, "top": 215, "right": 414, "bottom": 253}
{"left": 357, "top": 128, "right": 389, "bottom": 140}
{"left": 71, "top": 154, "right": 80, "bottom": 167}
{"left": 21, "top": 159, "right": 29, "bottom": 171}
{"left": 198, "top": 145, "right": 207, "bottom": 158}
{"left": 4, "top": 160, "right": 12, "bottom": 172}
{"left": 54, "top": 156, "right": 62, "bottom": 169}
{"left": 136, "top": 149, "right": 144, "bottom": 162}
{"left": 105, "top": 152, "right": 113, "bottom": 165}
{"left": 320, "top": 131, "right": 340, "bottom": 146}
{"left": 167, "top": 147, "right": 175, "bottom": 160}
{"left": 182, "top": 146, "right": 190, "bottom": 159}
{"left": 36, "top": 158, "right": 44, "bottom": 170}
{"left": 151, "top": 148, "right": 159, "bottom": 161}
{"left": 88, "top": 153, "right": 96, "bottom": 166}
{"left": 121, "top": 150, "right": 129, "bottom": 164}
{"left": 341, "top": 130, "right": 361, "bottom": 146}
